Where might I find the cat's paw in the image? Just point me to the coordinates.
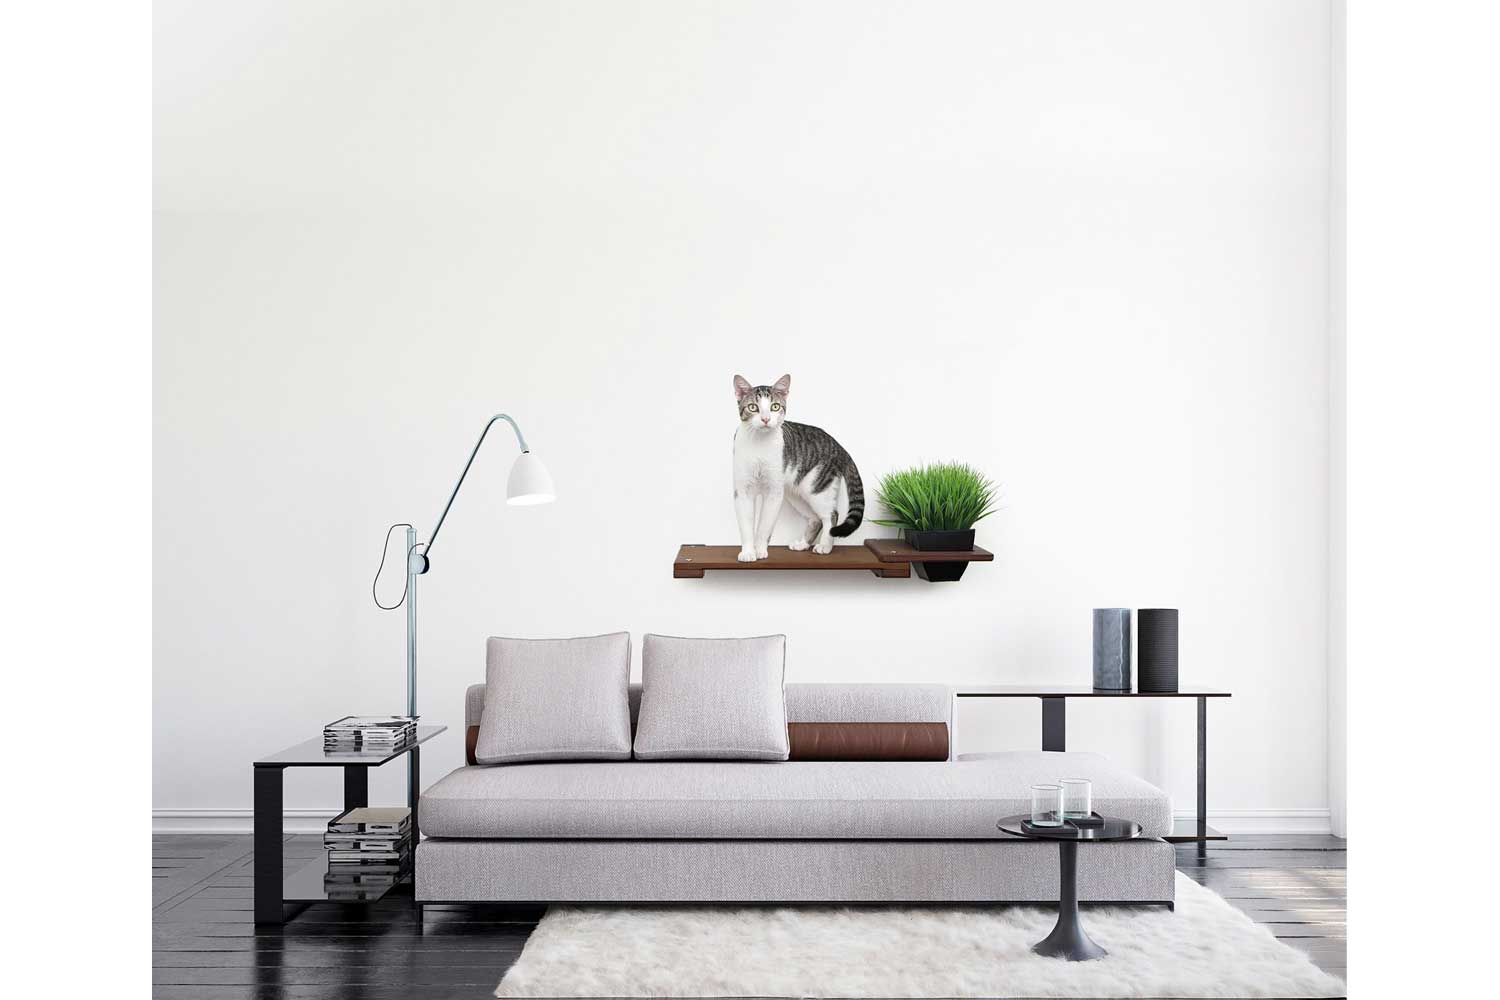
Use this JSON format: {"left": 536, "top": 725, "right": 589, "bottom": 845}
{"left": 813, "top": 538, "right": 834, "bottom": 555}
{"left": 787, "top": 539, "right": 810, "bottom": 552}
{"left": 755, "top": 545, "right": 769, "bottom": 559}
{"left": 737, "top": 547, "right": 758, "bottom": 562}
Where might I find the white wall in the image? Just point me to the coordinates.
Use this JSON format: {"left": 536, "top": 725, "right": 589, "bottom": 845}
{"left": 154, "top": 0, "right": 1334, "bottom": 832}
{"left": 1326, "top": 0, "right": 1346, "bottom": 839}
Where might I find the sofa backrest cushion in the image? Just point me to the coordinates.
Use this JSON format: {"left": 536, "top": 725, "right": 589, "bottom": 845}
{"left": 633, "top": 634, "right": 790, "bottom": 761}
{"left": 784, "top": 683, "right": 951, "bottom": 724}
{"left": 467, "top": 680, "right": 952, "bottom": 764}
{"left": 472, "top": 632, "right": 633, "bottom": 764}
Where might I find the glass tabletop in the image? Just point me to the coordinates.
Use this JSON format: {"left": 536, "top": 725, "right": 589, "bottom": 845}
{"left": 254, "top": 725, "right": 447, "bottom": 766}
{"left": 996, "top": 813, "right": 1143, "bottom": 841}
{"left": 956, "top": 685, "right": 1229, "bottom": 697}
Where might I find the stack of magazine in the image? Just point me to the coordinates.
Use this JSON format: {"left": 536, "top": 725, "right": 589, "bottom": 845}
{"left": 324, "top": 807, "right": 411, "bottom": 897}
{"left": 322, "top": 716, "right": 417, "bottom": 754}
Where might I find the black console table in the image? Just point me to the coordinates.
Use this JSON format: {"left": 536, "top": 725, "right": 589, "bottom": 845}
{"left": 955, "top": 687, "right": 1230, "bottom": 847}
{"left": 252, "top": 725, "right": 446, "bottom": 924}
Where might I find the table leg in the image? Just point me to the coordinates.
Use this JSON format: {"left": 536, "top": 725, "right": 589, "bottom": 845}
{"left": 410, "top": 746, "right": 423, "bottom": 925}
{"left": 1032, "top": 841, "right": 1107, "bottom": 961}
{"left": 343, "top": 765, "right": 368, "bottom": 812}
{"left": 253, "top": 766, "right": 284, "bottom": 925}
{"left": 409, "top": 745, "right": 421, "bottom": 844}
{"left": 1041, "top": 697, "right": 1066, "bottom": 752}
{"left": 1197, "top": 695, "right": 1208, "bottom": 860}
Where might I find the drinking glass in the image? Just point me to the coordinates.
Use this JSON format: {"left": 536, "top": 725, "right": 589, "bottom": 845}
{"left": 1061, "top": 778, "right": 1093, "bottom": 820}
{"left": 1030, "top": 784, "right": 1064, "bottom": 827}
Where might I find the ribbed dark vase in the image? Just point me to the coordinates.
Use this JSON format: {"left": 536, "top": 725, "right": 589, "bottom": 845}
{"left": 905, "top": 529, "right": 976, "bottom": 582}
{"left": 1138, "top": 609, "right": 1179, "bottom": 693}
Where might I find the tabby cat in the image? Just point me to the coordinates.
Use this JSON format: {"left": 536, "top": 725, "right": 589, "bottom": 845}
{"left": 732, "top": 374, "right": 864, "bottom": 561}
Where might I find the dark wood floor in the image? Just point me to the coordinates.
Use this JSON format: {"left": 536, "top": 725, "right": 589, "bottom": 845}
{"left": 153, "top": 833, "right": 1346, "bottom": 999}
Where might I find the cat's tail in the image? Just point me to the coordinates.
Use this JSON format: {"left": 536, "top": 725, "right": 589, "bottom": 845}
{"left": 830, "top": 468, "right": 864, "bottom": 537}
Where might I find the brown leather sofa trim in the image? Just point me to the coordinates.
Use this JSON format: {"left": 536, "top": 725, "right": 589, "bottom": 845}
{"left": 788, "top": 722, "right": 949, "bottom": 761}
{"left": 468, "top": 721, "right": 950, "bottom": 764}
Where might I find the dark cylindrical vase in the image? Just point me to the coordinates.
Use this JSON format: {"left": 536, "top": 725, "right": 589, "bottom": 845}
{"left": 905, "top": 529, "right": 976, "bottom": 582}
{"left": 1092, "top": 609, "right": 1132, "bottom": 691}
{"left": 1138, "top": 609, "right": 1179, "bottom": 693}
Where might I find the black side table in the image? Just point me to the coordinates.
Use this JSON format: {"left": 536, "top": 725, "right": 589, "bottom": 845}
{"left": 997, "top": 813, "right": 1144, "bottom": 961}
{"left": 253, "top": 725, "right": 445, "bottom": 924}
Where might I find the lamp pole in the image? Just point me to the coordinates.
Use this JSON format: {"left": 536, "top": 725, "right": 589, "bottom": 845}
{"left": 404, "top": 521, "right": 419, "bottom": 822}
{"left": 405, "top": 525, "right": 417, "bottom": 718}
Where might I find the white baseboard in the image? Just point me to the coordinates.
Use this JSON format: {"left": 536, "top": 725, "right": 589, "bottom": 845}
{"left": 1175, "top": 809, "right": 1333, "bottom": 836}
{"left": 153, "top": 809, "right": 336, "bottom": 834}
{"left": 156, "top": 808, "right": 1335, "bottom": 836}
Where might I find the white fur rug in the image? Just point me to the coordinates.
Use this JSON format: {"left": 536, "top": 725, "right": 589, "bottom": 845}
{"left": 494, "top": 874, "right": 1344, "bottom": 998}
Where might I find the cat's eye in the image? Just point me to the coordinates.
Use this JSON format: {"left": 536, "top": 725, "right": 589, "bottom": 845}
{"left": 771, "top": 403, "right": 782, "bottom": 411}
{"left": 746, "top": 404, "right": 758, "bottom": 412}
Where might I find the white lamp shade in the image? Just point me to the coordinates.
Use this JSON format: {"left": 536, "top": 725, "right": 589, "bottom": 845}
{"left": 506, "top": 451, "right": 555, "bottom": 505}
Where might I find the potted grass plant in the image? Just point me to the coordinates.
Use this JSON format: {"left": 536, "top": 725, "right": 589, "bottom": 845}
{"left": 872, "top": 462, "right": 999, "bottom": 581}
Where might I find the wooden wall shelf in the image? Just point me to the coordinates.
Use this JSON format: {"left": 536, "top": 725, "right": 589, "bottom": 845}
{"left": 673, "top": 544, "right": 910, "bottom": 578}
{"left": 672, "top": 539, "right": 995, "bottom": 578}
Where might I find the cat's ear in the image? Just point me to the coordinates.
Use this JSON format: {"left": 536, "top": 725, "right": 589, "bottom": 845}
{"left": 733, "top": 375, "right": 753, "bottom": 401}
{"left": 772, "top": 374, "right": 791, "bottom": 397}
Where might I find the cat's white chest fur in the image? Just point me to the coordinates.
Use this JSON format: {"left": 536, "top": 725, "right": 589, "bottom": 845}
{"left": 733, "top": 426, "right": 784, "bottom": 490}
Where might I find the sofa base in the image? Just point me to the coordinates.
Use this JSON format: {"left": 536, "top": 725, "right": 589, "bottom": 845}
{"left": 416, "top": 837, "right": 1176, "bottom": 904}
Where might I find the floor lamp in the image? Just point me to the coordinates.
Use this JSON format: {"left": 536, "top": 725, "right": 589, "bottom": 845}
{"left": 375, "top": 413, "right": 554, "bottom": 791}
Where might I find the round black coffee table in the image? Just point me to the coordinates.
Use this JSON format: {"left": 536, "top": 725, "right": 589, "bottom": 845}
{"left": 997, "top": 813, "right": 1143, "bottom": 961}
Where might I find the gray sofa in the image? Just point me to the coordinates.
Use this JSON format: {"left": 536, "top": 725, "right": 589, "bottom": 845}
{"left": 415, "top": 683, "right": 1176, "bottom": 906}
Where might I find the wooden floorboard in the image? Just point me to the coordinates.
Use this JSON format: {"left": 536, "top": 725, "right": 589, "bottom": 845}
{"left": 152, "top": 834, "right": 1346, "bottom": 998}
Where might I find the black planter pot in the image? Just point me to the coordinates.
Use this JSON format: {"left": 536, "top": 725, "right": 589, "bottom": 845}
{"left": 906, "top": 528, "right": 977, "bottom": 582}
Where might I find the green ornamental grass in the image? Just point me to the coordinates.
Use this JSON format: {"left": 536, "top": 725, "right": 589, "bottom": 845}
{"left": 872, "top": 463, "right": 1000, "bottom": 533}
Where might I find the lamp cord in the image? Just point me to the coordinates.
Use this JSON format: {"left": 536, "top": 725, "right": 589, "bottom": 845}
{"left": 372, "top": 523, "right": 417, "bottom": 610}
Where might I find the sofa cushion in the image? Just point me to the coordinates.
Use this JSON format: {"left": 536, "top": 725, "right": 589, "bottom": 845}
{"left": 474, "top": 633, "right": 632, "bottom": 764}
{"left": 785, "top": 683, "right": 951, "bottom": 724}
{"left": 420, "top": 751, "right": 1172, "bottom": 840}
{"left": 633, "top": 634, "right": 789, "bottom": 761}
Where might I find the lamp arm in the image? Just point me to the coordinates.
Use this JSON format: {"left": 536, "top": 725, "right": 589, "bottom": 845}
{"left": 421, "top": 413, "right": 529, "bottom": 563}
